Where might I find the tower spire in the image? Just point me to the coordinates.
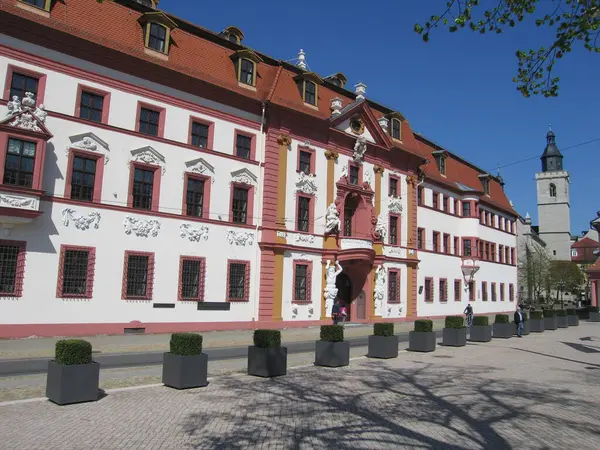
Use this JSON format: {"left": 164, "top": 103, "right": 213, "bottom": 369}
{"left": 541, "top": 126, "right": 562, "bottom": 172}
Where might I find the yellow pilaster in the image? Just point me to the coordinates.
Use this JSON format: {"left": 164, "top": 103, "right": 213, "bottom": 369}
{"left": 405, "top": 175, "right": 419, "bottom": 318}
{"left": 373, "top": 165, "right": 385, "bottom": 257}
{"left": 406, "top": 265, "right": 414, "bottom": 317}
{"left": 275, "top": 135, "right": 291, "bottom": 244}
{"left": 323, "top": 149, "right": 339, "bottom": 251}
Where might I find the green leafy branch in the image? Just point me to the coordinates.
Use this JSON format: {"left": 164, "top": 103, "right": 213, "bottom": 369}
{"left": 415, "top": 0, "right": 600, "bottom": 98}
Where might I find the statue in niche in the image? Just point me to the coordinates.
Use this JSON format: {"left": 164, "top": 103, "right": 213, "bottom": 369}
{"left": 325, "top": 203, "right": 341, "bottom": 234}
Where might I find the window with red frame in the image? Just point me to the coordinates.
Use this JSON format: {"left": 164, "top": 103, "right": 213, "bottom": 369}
{"left": 179, "top": 257, "right": 205, "bottom": 300}
{"left": 417, "top": 186, "right": 423, "bottom": 205}
{"left": 185, "top": 177, "right": 205, "bottom": 217}
{"left": 79, "top": 91, "right": 104, "bottom": 123}
{"left": 424, "top": 278, "right": 434, "bottom": 302}
{"left": 454, "top": 236, "right": 459, "bottom": 255}
{"left": 297, "top": 196, "right": 310, "bottom": 232}
{"left": 294, "top": 263, "right": 311, "bottom": 302}
{"left": 432, "top": 231, "right": 440, "bottom": 252}
{"left": 491, "top": 282, "right": 497, "bottom": 301}
{"left": 500, "top": 283, "right": 505, "bottom": 301}
{"left": 432, "top": 192, "right": 438, "bottom": 209}
{"left": 454, "top": 199, "right": 459, "bottom": 215}
{"left": 124, "top": 253, "right": 153, "bottom": 298}
{"left": 389, "top": 177, "right": 398, "bottom": 196}
{"left": 9, "top": 71, "right": 39, "bottom": 101}
{"left": 231, "top": 186, "right": 249, "bottom": 224}
{"left": 3, "top": 138, "right": 36, "bottom": 188}
{"left": 499, "top": 245, "right": 504, "bottom": 263}
{"left": 349, "top": 165, "right": 359, "bottom": 185}
{"left": 299, "top": 150, "right": 312, "bottom": 174}
{"left": 439, "top": 278, "right": 448, "bottom": 301}
{"left": 454, "top": 279, "right": 461, "bottom": 301}
{"left": 469, "top": 281, "right": 475, "bottom": 301}
{"left": 509, "top": 283, "right": 514, "bottom": 301}
{"left": 443, "top": 196, "right": 448, "bottom": 212}
{"left": 463, "top": 239, "right": 472, "bottom": 256}
{"left": 510, "top": 248, "right": 515, "bottom": 265}
{"left": 443, "top": 233, "right": 450, "bottom": 254}
{"left": 236, "top": 134, "right": 252, "bottom": 159}
{"left": 0, "top": 241, "right": 26, "bottom": 296}
{"left": 60, "top": 247, "right": 94, "bottom": 297}
{"left": 482, "top": 281, "right": 488, "bottom": 301}
{"left": 132, "top": 167, "right": 154, "bottom": 210}
{"left": 70, "top": 156, "right": 97, "bottom": 201}
{"left": 462, "top": 201, "right": 471, "bottom": 217}
{"left": 388, "top": 270, "right": 400, "bottom": 303}
{"left": 417, "top": 228, "right": 424, "bottom": 250}
{"left": 138, "top": 107, "right": 160, "bottom": 136}
{"left": 191, "top": 122, "right": 209, "bottom": 148}
{"left": 228, "top": 261, "right": 249, "bottom": 301}
{"left": 389, "top": 216, "right": 398, "bottom": 245}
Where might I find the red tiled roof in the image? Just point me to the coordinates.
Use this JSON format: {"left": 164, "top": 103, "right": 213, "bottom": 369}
{"left": 572, "top": 237, "right": 599, "bottom": 249}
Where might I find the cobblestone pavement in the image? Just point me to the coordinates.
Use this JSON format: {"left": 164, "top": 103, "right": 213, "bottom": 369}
{"left": 1, "top": 324, "right": 600, "bottom": 449}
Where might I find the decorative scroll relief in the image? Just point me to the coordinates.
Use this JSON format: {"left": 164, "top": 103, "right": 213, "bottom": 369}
{"left": 180, "top": 223, "right": 209, "bottom": 242}
{"left": 0, "top": 194, "right": 37, "bottom": 210}
{"left": 226, "top": 229, "right": 255, "bottom": 246}
{"left": 324, "top": 260, "right": 343, "bottom": 317}
{"left": 61, "top": 208, "right": 101, "bottom": 230}
{"left": 387, "top": 304, "right": 403, "bottom": 317}
{"left": 364, "top": 169, "right": 373, "bottom": 187}
{"left": 276, "top": 231, "right": 288, "bottom": 239}
{"left": 5, "top": 93, "right": 47, "bottom": 132}
{"left": 288, "top": 232, "right": 315, "bottom": 244}
{"left": 124, "top": 216, "right": 161, "bottom": 238}
{"left": 388, "top": 196, "right": 403, "bottom": 214}
{"left": 129, "top": 146, "right": 166, "bottom": 175}
{"left": 230, "top": 168, "right": 258, "bottom": 187}
{"left": 295, "top": 171, "right": 318, "bottom": 196}
{"left": 339, "top": 238, "right": 373, "bottom": 250}
{"left": 67, "top": 133, "right": 111, "bottom": 165}
{"left": 374, "top": 265, "right": 386, "bottom": 316}
{"left": 183, "top": 157, "right": 215, "bottom": 183}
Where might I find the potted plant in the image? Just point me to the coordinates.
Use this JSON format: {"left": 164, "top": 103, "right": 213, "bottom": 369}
{"left": 566, "top": 308, "right": 579, "bottom": 326}
{"left": 556, "top": 309, "right": 569, "bottom": 328}
{"left": 590, "top": 306, "right": 600, "bottom": 322}
{"left": 469, "top": 316, "right": 492, "bottom": 342}
{"left": 442, "top": 315, "right": 467, "bottom": 347}
{"left": 529, "top": 311, "right": 545, "bottom": 332}
{"left": 408, "top": 320, "right": 436, "bottom": 352}
{"left": 367, "top": 323, "right": 398, "bottom": 359}
{"left": 315, "top": 325, "right": 349, "bottom": 367}
{"left": 515, "top": 311, "right": 530, "bottom": 335}
{"left": 162, "top": 333, "right": 208, "bottom": 389}
{"left": 543, "top": 309, "right": 558, "bottom": 330}
{"left": 492, "top": 314, "right": 513, "bottom": 338}
{"left": 248, "top": 329, "right": 287, "bottom": 377}
{"left": 46, "top": 339, "right": 100, "bottom": 405}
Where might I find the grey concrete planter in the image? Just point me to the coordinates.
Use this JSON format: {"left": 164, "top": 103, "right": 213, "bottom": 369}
{"left": 567, "top": 315, "right": 579, "bottom": 326}
{"left": 557, "top": 316, "right": 569, "bottom": 328}
{"left": 408, "top": 331, "right": 436, "bottom": 352}
{"left": 513, "top": 321, "right": 530, "bottom": 335}
{"left": 469, "top": 325, "right": 492, "bottom": 342}
{"left": 315, "top": 341, "right": 350, "bottom": 367}
{"left": 442, "top": 328, "right": 467, "bottom": 347}
{"left": 493, "top": 322, "right": 513, "bottom": 339}
{"left": 544, "top": 317, "right": 558, "bottom": 330}
{"left": 367, "top": 335, "right": 399, "bottom": 359}
{"left": 590, "top": 312, "right": 600, "bottom": 322}
{"left": 529, "top": 319, "right": 545, "bottom": 332}
{"left": 46, "top": 360, "right": 100, "bottom": 405}
{"left": 162, "top": 352, "right": 208, "bottom": 389}
{"left": 247, "top": 346, "right": 287, "bottom": 377}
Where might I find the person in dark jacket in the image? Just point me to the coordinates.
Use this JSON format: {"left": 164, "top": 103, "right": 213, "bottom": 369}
{"left": 331, "top": 299, "right": 341, "bottom": 325}
{"left": 514, "top": 306, "right": 524, "bottom": 337}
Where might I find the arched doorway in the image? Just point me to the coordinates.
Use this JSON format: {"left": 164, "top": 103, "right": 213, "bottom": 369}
{"left": 336, "top": 272, "right": 352, "bottom": 320}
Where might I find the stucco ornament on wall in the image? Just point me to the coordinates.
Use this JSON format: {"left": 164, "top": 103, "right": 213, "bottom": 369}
{"left": 183, "top": 157, "right": 215, "bottom": 182}
{"left": 364, "top": 168, "right": 373, "bottom": 187}
{"left": 5, "top": 93, "right": 47, "bottom": 132}
{"left": 230, "top": 168, "right": 258, "bottom": 187}
{"left": 353, "top": 135, "right": 367, "bottom": 162}
{"left": 68, "top": 133, "right": 111, "bottom": 165}
{"left": 295, "top": 171, "right": 318, "bottom": 196}
{"left": 324, "top": 203, "right": 341, "bottom": 234}
{"left": 374, "top": 213, "right": 387, "bottom": 241}
{"left": 374, "top": 265, "right": 386, "bottom": 316}
{"left": 388, "top": 196, "right": 403, "bottom": 214}
{"left": 180, "top": 223, "right": 209, "bottom": 242}
{"left": 324, "top": 260, "right": 343, "bottom": 316}
{"left": 226, "top": 229, "right": 254, "bottom": 246}
{"left": 124, "top": 216, "right": 161, "bottom": 237}
{"left": 129, "top": 146, "right": 166, "bottom": 175}
{"left": 61, "top": 208, "right": 101, "bottom": 230}
{"left": 0, "top": 195, "right": 35, "bottom": 209}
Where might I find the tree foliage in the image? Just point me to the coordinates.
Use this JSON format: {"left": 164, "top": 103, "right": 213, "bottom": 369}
{"left": 548, "top": 260, "right": 585, "bottom": 300}
{"left": 518, "top": 241, "right": 551, "bottom": 304}
{"left": 415, "top": 0, "right": 600, "bottom": 98}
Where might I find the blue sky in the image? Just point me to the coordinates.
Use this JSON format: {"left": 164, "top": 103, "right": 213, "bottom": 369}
{"left": 160, "top": 0, "right": 599, "bottom": 235}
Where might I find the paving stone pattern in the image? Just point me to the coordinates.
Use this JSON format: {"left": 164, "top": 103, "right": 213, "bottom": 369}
{"left": 1, "top": 325, "right": 600, "bottom": 449}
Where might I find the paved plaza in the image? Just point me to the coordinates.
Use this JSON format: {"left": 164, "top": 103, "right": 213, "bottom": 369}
{"left": 1, "top": 324, "right": 600, "bottom": 449}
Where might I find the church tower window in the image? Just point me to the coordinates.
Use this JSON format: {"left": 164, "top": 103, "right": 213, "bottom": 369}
{"left": 549, "top": 183, "right": 556, "bottom": 197}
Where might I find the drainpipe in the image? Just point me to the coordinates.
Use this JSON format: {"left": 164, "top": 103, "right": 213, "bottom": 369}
{"left": 252, "top": 101, "right": 267, "bottom": 328}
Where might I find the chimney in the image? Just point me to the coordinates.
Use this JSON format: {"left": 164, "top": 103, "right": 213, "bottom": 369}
{"left": 296, "top": 49, "right": 307, "bottom": 70}
{"left": 378, "top": 117, "right": 389, "bottom": 133}
{"left": 354, "top": 82, "right": 367, "bottom": 100}
{"left": 330, "top": 97, "right": 343, "bottom": 117}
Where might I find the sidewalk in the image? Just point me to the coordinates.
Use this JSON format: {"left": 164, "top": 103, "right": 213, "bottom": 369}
{"left": 0, "top": 318, "right": 447, "bottom": 359}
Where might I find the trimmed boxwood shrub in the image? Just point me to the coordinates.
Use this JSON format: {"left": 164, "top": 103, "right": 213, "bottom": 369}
{"left": 566, "top": 308, "right": 577, "bottom": 315}
{"left": 169, "top": 333, "right": 203, "bottom": 356}
{"left": 55, "top": 339, "right": 92, "bottom": 365}
{"left": 531, "top": 311, "right": 543, "bottom": 320}
{"left": 543, "top": 309, "right": 556, "bottom": 318}
{"left": 473, "top": 316, "right": 489, "bottom": 326}
{"left": 495, "top": 314, "right": 509, "bottom": 324}
{"left": 253, "top": 329, "right": 281, "bottom": 348}
{"left": 414, "top": 319, "right": 433, "bottom": 332}
{"left": 556, "top": 309, "right": 566, "bottom": 317}
{"left": 374, "top": 323, "right": 394, "bottom": 337}
{"left": 445, "top": 316, "right": 464, "bottom": 329}
{"left": 320, "top": 325, "right": 344, "bottom": 342}
{"left": 521, "top": 312, "right": 529, "bottom": 321}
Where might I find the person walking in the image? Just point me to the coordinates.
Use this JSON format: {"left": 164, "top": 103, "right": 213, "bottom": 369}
{"left": 464, "top": 303, "right": 474, "bottom": 327}
{"left": 331, "top": 299, "right": 340, "bottom": 325}
{"left": 338, "top": 303, "right": 348, "bottom": 327}
{"left": 514, "top": 306, "right": 524, "bottom": 338}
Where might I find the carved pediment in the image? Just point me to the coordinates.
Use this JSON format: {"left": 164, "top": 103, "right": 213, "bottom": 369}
{"left": 67, "top": 132, "right": 111, "bottom": 164}
{"left": 129, "top": 146, "right": 166, "bottom": 174}
{"left": 184, "top": 157, "right": 215, "bottom": 179}
{"left": 230, "top": 168, "right": 258, "bottom": 186}
{"left": 1, "top": 109, "right": 51, "bottom": 137}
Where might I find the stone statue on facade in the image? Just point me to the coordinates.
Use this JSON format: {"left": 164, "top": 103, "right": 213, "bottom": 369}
{"left": 374, "top": 264, "right": 386, "bottom": 316}
{"left": 353, "top": 135, "right": 367, "bottom": 162}
{"left": 6, "top": 96, "right": 22, "bottom": 116}
{"left": 374, "top": 213, "right": 387, "bottom": 241}
{"left": 324, "top": 260, "right": 343, "bottom": 316}
{"left": 324, "top": 202, "right": 341, "bottom": 234}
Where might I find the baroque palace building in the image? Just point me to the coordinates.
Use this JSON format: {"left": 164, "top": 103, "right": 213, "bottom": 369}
{"left": 0, "top": 0, "right": 518, "bottom": 338}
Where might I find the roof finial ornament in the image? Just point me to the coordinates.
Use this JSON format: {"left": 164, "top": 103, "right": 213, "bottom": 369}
{"left": 549, "top": 123, "right": 552, "bottom": 132}
{"left": 296, "top": 49, "right": 307, "bottom": 70}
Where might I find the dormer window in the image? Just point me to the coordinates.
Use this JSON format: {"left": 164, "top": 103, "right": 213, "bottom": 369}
{"left": 294, "top": 73, "right": 323, "bottom": 107}
{"left": 222, "top": 26, "right": 244, "bottom": 45}
{"left": 139, "top": 12, "right": 178, "bottom": 56}
{"left": 391, "top": 119, "right": 401, "bottom": 139}
{"left": 20, "top": 0, "right": 49, "bottom": 10}
{"left": 479, "top": 174, "right": 491, "bottom": 195}
{"left": 385, "top": 112, "right": 404, "bottom": 140}
{"left": 231, "top": 50, "right": 263, "bottom": 87}
{"left": 433, "top": 150, "right": 448, "bottom": 176}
